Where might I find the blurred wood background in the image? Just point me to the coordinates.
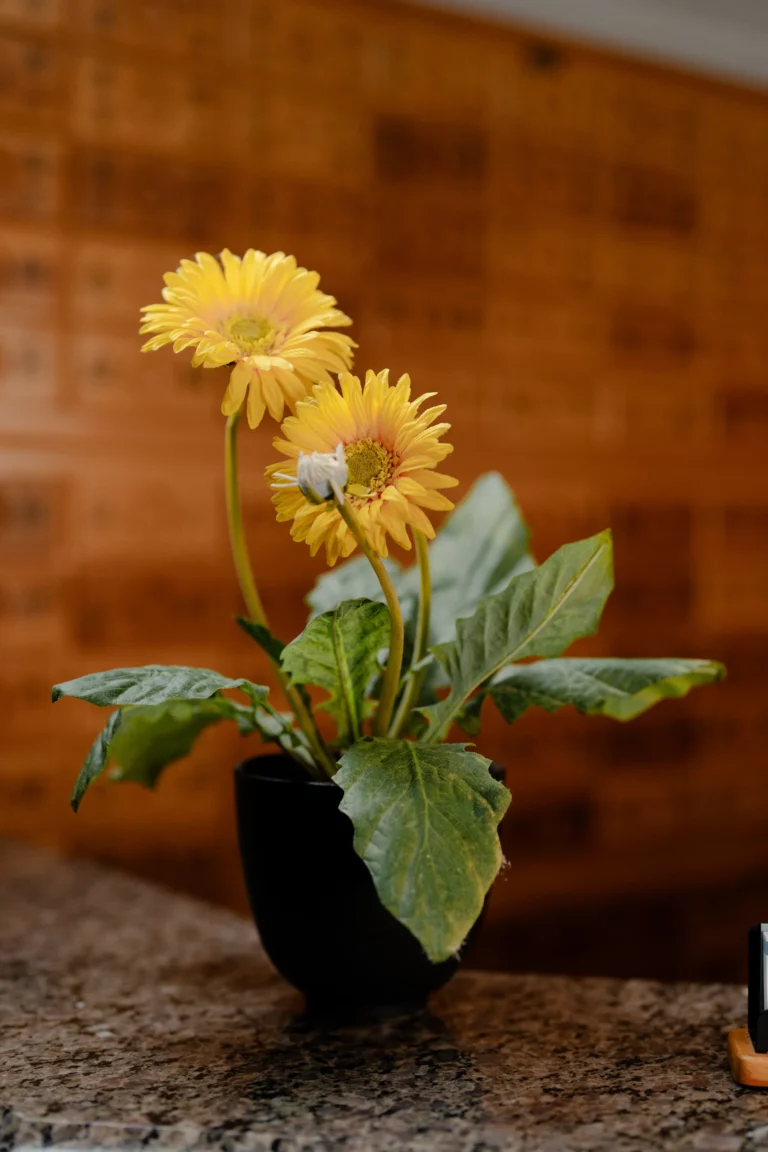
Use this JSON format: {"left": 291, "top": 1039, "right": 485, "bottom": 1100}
{"left": 1, "top": 0, "right": 767, "bottom": 982}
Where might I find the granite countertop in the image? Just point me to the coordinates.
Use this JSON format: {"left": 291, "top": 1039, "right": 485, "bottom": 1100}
{"left": 1, "top": 840, "right": 766, "bottom": 1152}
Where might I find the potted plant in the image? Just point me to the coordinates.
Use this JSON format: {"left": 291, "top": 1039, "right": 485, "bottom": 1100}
{"left": 52, "top": 249, "right": 725, "bottom": 1016}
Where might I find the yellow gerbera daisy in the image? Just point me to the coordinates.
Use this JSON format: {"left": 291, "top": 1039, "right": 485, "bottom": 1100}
{"left": 267, "top": 370, "right": 458, "bottom": 565}
{"left": 139, "top": 249, "right": 355, "bottom": 428}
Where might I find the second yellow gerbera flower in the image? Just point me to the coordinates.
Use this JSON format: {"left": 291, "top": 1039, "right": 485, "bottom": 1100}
{"left": 267, "top": 370, "right": 458, "bottom": 565}
{"left": 139, "top": 249, "right": 354, "bottom": 428}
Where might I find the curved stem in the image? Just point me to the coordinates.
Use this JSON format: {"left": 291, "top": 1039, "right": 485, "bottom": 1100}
{"left": 225, "top": 411, "right": 268, "bottom": 628}
{"left": 224, "top": 412, "right": 334, "bottom": 780}
{"left": 335, "top": 498, "right": 405, "bottom": 739}
{"left": 390, "top": 528, "right": 431, "bottom": 738}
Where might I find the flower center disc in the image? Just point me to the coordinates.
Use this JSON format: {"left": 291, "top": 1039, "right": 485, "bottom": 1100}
{"left": 229, "top": 315, "right": 276, "bottom": 352}
{"left": 345, "top": 438, "right": 395, "bottom": 492}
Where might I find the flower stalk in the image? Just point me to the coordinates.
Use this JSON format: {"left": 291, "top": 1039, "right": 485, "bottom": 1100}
{"left": 224, "top": 412, "right": 335, "bottom": 780}
{"left": 224, "top": 411, "right": 268, "bottom": 628}
{"left": 334, "top": 497, "right": 405, "bottom": 738}
{"left": 389, "top": 529, "right": 431, "bottom": 738}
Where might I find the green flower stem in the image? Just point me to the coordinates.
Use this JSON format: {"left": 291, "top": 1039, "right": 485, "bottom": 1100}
{"left": 389, "top": 528, "right": 431, "bottom": 738}
{"left": 224, "top": 411, "right": 267, "bottom": 627}
{"left": 224, "top": 411, "right": 334, "bottom": 780}
{"left": 334, "top": 498, "right": 405, "bottom": 738}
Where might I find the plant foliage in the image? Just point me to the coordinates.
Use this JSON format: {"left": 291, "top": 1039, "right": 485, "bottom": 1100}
{"left": 336, "top": 739, "right": 510, "bottom": 961}
{"left": 54, "top": 665, "right": 273, "bottom": 810}
{"left": 484, "top": 657, "right": 726, "bottom": 725}
{"left": 55, "top": 473, "right": 726, "bottom": 961}
{"left": 422, "top": 531, "right": 614, "bottom": 741}
{"left": 281, "top": 599, "right": 390, "bottom": 744}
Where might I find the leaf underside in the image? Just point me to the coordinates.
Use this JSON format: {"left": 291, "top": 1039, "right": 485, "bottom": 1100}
{"left": 107, "top": 699, "right": 227, "bottom": 788}
{"left": 70, "top": 709, "right": 122, "bottom": 812}
{"left": 59, "top": 664, "right": 276, "bottom": 810}
{"left": 68, "top": 688, "right": 311, "bottom": 810}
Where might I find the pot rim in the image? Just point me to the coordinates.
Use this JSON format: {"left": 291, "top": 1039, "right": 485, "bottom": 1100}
{"left": 235, "top": 753, "right": 505, "bottom": 786}
{"left": 234, "top": 753, "right": 337, "bottom": 787}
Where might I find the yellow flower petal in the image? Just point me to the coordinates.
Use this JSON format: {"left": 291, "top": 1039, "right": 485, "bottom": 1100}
{"left": 407, "top": 469, "right": 460, "bottom": 490}
{"left": 395, "top": 474, "right": 456, "bottom": 510}
{"left": 406, "top": 503, "right": 437, "bottom": 538}
{"left": 221, "top": 361, "right": 251, "bottom": 416}
{"left": 261, "top": 371, "right": 286, "bottom": 422}
{"left": 247, "top": 380, "right": 266, "bottom": 428}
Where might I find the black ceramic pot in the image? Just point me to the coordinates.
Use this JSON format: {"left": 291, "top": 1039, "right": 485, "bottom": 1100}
{"left": 234, "top": 753, "right": 504, "bottom": 1016}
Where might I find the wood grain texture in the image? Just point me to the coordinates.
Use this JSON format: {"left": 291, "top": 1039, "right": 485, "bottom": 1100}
{"left": 1, "top": 0, "right": 767, "bottom": 980}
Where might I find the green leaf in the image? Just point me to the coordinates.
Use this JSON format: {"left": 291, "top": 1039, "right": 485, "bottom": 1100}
{"left": 235, "top": 617, "right": 286, "bottom": 664}
{"left": 336, "top": 739, "right": 510, "bottom": 962}
{"left": 409, "top": 472, "right": 535, "bottom": 647}
{"left": 422, "top": 531, "right": 614, "bottom": 741}
{"left": 281, "top": 599, "right": 390, "bottom": 744}
{"left": 108, "top": 698, "right": 227, "bottom": 788}
{"left": 70, "top": 710, "right": 122, "bottom": 812}
{"left": 454, "top": 692, "right": 485, "bottom": 737}
{"left": 52, "top": 665, "right": 267, "bottom": 708}
{"left": 70, "top": 691, "right": 314, "bottom": 809}
{"left": 487, "top": 657, "right": 726, "bottom": 724}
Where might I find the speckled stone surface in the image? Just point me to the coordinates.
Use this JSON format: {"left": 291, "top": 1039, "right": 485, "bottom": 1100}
{"left": 1, "top": 840, "right": 766, "bottom": 1152}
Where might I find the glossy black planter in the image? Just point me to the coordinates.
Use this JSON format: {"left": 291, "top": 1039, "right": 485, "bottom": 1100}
{"left": 234, "top": 754, "right": 503, "bottom": 1017}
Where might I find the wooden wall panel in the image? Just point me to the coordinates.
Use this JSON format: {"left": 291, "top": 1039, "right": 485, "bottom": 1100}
{"left": 1, "top": 0, "right": 767, "bottom": 981}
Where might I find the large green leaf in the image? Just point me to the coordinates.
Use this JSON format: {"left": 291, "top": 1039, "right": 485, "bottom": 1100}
{"left": 281, "top": 599, "right": 390, "bottom": 744}
{"left": 69, "top": 693, "right": 312, "bottom": 810}
{"left": 336, "top": 738, "right": 510, "bottom": 962}
{"left": 407, "top": 472, "right": 534, "bottom": 646}
{"left": 70, "top": 710, "right": 122, "bottom": 812}
{"left": 108, "top": 699, "right": 228, "bottom": 788}
{"left": 52, "top": 665, "right": 267, "bottom": 708}
{"left": 486, "top": 657, "right": 726, "bottom": 724}
{"left": 405, "top": 473, "right": 535, "bottom": 709}
{"left": 422, "top": 531, "right": 614, "bottom": 741}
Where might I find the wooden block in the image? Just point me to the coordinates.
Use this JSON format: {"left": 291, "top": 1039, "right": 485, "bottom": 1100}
{"left": 728, "top": 1028, "right": 768, "bottom": 1087}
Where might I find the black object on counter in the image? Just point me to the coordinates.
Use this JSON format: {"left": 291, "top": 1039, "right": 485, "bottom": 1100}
{"left": 748, "top": 924, "right": 768, "bottom": 1052}
{"left": 234, "top": 754, "right": 503, "bottom": 1018}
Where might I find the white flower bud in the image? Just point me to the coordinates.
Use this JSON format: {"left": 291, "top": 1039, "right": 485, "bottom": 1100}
{"left": 271, "top": 443, "right": 348, "bottom": 505}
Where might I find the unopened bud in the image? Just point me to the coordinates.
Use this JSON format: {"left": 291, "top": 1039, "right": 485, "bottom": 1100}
{"left": 272, "top": 443, "right": 348, "bottom": 505}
